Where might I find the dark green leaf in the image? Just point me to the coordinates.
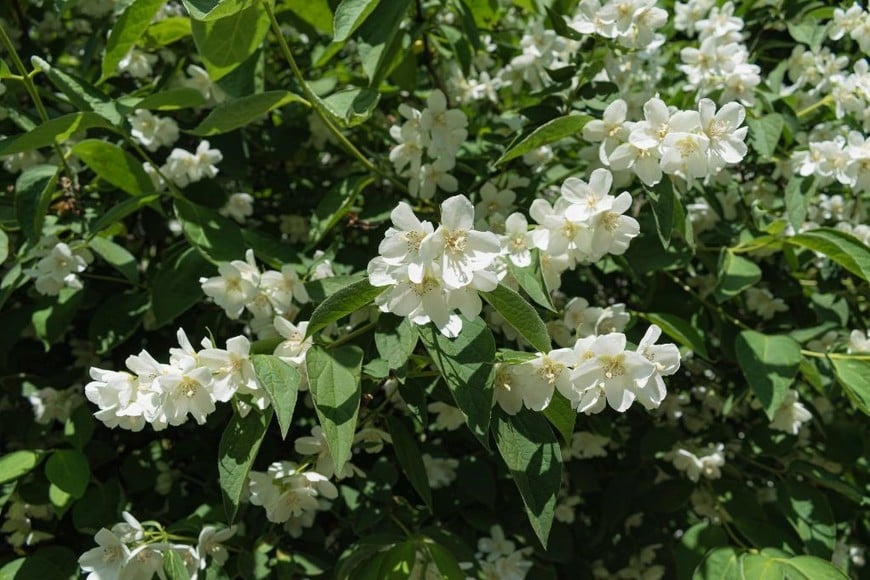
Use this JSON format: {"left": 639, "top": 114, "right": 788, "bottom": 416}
{"left": 784, "top": 175, "right": 814, "bottom": 231}
{"left": 320, "top": 87, "right": 380, "bottom": 127}
{"left": 306, "top": 277, "right": 385, "bottom": 337}
{"left": 386, "top": 415, "right": 432, "bottom": 510}
{"left": 73, "top": 140, "right": 156, "bottom": 196}
{"left": 219, "top": 406, "right": 273, "bottom": 521}
{"left": 150, "top": 246, "right": 214, "bottom": 328}
{"left": 284, "top": 0, "right": 334, "bottom": 33}
{"left": 175, "top": 200, "right": 246, "bottom": 261}
{"left": 90, "top": 193, "right": 161, "bottom": 235}
{"left": 189, "top": 90, "right": 309, "bottom": 136}
{"left": 714, "top": 250, "right": 761, "bottom": 302}
{"left": 505, "top": 250, "right": 557, "bottom": 312}
{"left": 88, "top": 291, "right": 150, "bottom": 353}
{"left": 788, "top": 228, "right": 870, "bottom": 281}
{"left": 482, "top": 284, "right": 551, "bottom": 353}
{"left": 830, "top": 356, "right": 870, "bottom": 415}
{"left": 101, "top": 0, "right": 168, "bottom": 81}
{"left": 735, "top": 330, "right": 801, "bottom": 419}
{"left": 132, "top": 87, "right": 209, "bottom": 110}
{"left": 747, "top": 113, "right": 784, "bottom": 157}
{"left": 356, "top": 0, "right": 412, "bottom": 87}
{"left": 182, "top": 0, "right": 252, "bottom": 21}
{"left": 45, "top": 68, "right": 123, "bottom": 125}
{"left": 191, "top": 3, "right": 270, "bottom": 80}
{"left": 496, "top": 115, "right": 592, "bottom": 166}
{"left": 32, "top": 288, "right": 84, "bottom": 348}
{"left": 306, "top": 345, "right": 364, "bottom": 475}
{"left": 251, "top": 354, "right": 300, "bottom": 439}
{"left": 88, "top": 236, "right": 140, "bottom": 283}
{"left": 542, "top": 391, "right": 575, "bottom": 445}
{"left": 308, "top": 175, "right": 373, "bottom": 246}
{"left": 14, "top": 164, "right": 58, "bottom": 241}
{"left": 333, "top": 0, "right": 381, "bottom": 41}
{"left": 693, "top": 547, "right": 740, "bottom": 580}
{"left": 777, "top": 480, "right": 836, "bottom": 558}
{"left": 375, "top": 315, "right": 418, "bottom": 370}
{"left": 0, "top": 112, "right": 115, "bottom": 156}
{"left": 45, "top": 449, "right": 90, "bottom": 499}
{"left": 163, "top": 549, "right": 192, "bottom": 580}
{"left": 643, "top": 312, "right": 709, "bottom": 360}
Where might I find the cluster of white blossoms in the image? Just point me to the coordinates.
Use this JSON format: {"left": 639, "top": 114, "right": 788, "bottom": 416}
{"left": 472, "top": 525, "right": 534, "bottom": 580}
{"left": 499, "top": 20, "right": 578, "bottom": 93}
{"left": 200, "top": 249, "right": 310, "bottom": 338}
{"left": 389, "top": 90, "right": 467, "bottom": 199}
{"left": 744, "top": 287, "right": 789, "bottom": 320}
{"left": 117, "top": 48, "right": 157, "bottom": 79}
{"left": 159, "top": 140, "right": 223, "bottom": 188}
{"left": 829, "top": 2, "right": 870, "bottom": 55}
{"left": 294, "top": 424, "right": 391, "bottom": 481}
{"left": 78, "top": 512, "right": 234, "bottom": 580}
{"left": 568, "top": 0, "right": 668, "bottom": 49}
{"left": 128, "top": 109, "right": 179, "bottom": 152}
{"left": 675, "top": 1, "right": 761, "bottom": 105}
{"left": 670, "top": 443, "right": 725, "bottom": 482}
{"left": 584, "top": 97, "right": 749, "bottom": 186}
{"left": 792, "top": 131, "right": 870, "bottom": 194}
{"left": 85, "top": 328, "right": 260, "bottom": 431}
{"left": 423, "top": 452, "right": 460, "bottom": 489}
{"left": 27, "top": 385, "right": 82, "bottom": 424}
{"left": 24, "top": 237, "right": 93, "bottom": 296}
{"left": 1, "top": 499, "right": 53, "bottom": 548}
{"left": 368, "top": 195, "right": 501, "bottom": 338}
{"left": 549, "top": 297, "right": 630, "bottom": 348}
{"left": 496, "top": 324, "right": 680, "bottom": 415}
{"left": 247, "top": 461, "right": 337, "bottom": 537}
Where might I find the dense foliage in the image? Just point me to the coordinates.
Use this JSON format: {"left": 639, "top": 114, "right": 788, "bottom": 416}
{"left": 0, "top": 0, "right": 868, "bottom": 578}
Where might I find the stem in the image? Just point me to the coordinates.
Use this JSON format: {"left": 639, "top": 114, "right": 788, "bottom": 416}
{"left": 796, "top": 95, "right": 833, "bottom": 118}
{"left": 0, "top": 24, "right": 75, "bottom": 181}
{"left": 261, "top": 1, "right": 406, "bottom": 192}
{"left": 800, "top": 349, "right": 870, "bottom": 361}
{"left": 325, "top": 320, "right": 378, "bottom": 349}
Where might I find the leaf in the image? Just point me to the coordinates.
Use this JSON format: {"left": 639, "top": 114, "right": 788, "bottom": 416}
{"left": 0, "top": 450, "right": 43, "bottom": 484}
{"left": 356, "top": 0, "right": 412, "bottom": 87}
{"left": 747, "top": 113, "right": 784, "bottom": 157}
{"left": 714, "top": 250, "right": 761, "bottom": 302}
{"left": 784, "top": 175, "right": 814, "bottom": 230}
{"left": 418, "top": 316, "right": 495, "bottom": 448}
{"left": 189, "top": 90, "right": 309, "bottom": 136}
{"left": 373, "top": 541, "right": 417, "bottom": 579}
{"left": 306, "top": 345, "right": 364, "bottom": 475}
{"left": 646, "top": 180, "right": 676, "bottom": 248}
{"left": 308, "top": 175, "right": 374, "bottom": 246}
{"left": 777, "top": 480, "right": 836, "bottom": 558}
{"left": 45, "top": 67, "right": 124, "bottom": 125}
{"left": 64, "top": 404, "right": 96, "bottom": 450}
{"left": 482, "top": 283, "right": 551, "bottom": 353}
{"left": 88, "top": 236, "right": 141, "bottom": 283}
{"left": 492, "top": 408, "right": 562, "bottom": 548}
{"left": 542, "top": 391, "right": 575, "bottom": 445}
{"left": 88, "top": 291, "right": 150, "bottom": 353}
{"left": 174, "top": 200, "right": 246, "bottom": 262}
{"left": 72, "top": 140, "right": 156, "bottom": 196}
{"left": 219, "top": 406, "right": 273, "bottom": 521}
{"left": 333, "top": 0, "right": 381, "bottom": 41}
{"left": 100, "top": 0, "right": 168, "bottom": 81}
{"left": 386, "top": 415, "right": 432, "bottom": 510}
{"left": 162, "top": 549, "right": 192, "bottom": 580}
{"left": 14, "top": 164, "right": 58, "bottom": 241}
{"left": 306, "top": 277, "right": 385, "bottom": 337}
{"left": 32, "top": 288, "right": 84, "bottom": 348}
{"left": 90, "top": 193, "right": 161, "bottom": 235}
{"left": 787, "top": 18, "right": 827, "bottom": 53}
{"left": 734, "top": 330, "right": 802, "bottom": 420}
{"left": 505, "top": 250, "right": 556, "bottom": 312}
{"left": 132, "top": 87, "right": 209, "bottom": 110}
{"left": 0, "top": 112, "right": 115, "bottom": 156}
{"left": 375, "top": 315, "right": 418, "bottom": 370}
{"left": 693, "top": 547, "right": 740, "bottom": 580}
{"left": 0, "top": 230, "right": 7, "bottom": 264}
{"left": 675, "top": 522, "right": 729, "bottom": 580}
{"left": 251, "top": 354, "right": 300, "bottom": 439}
{"left": 44, "top": 449, "right": 90, "bottom": 499}
{"left": 144, "top": 16, "right": 192, "bottom": 46}
{"left": 496, "top": 114, "right": 592, "bottom": 166}
{"left": 149, "top": 246, "right": 214, "bottom": 328}
{"left": 788, "top": 228, "right": 870, "bottom": 281}
{"left": 424, "top": 541, "right": 465, "bottom": 580}
{"left": 830, "top": 356, "right": 870, "bottom": 415}
{"left": 191, "top": 2, "right": 270, "bottom": 80}
{"left": 182, "top": 0, "right": 252, "bottom": 21}
{"left": 284, "top": 0, "right": 334, "bottom": 34}
{"left": 320, "top": 87, "right": 381, "bottom": 128}
{"left": 643, "top": 312, "right": 710, "bottom": 360}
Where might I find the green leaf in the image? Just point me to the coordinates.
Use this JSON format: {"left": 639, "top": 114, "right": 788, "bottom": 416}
{"left": 418, "top": 316, "right": 495, "bottom": 448}
{"left": 375, "top": 315, "right": 418, "bottom": 370}
{"left": 386, "top": 415, "right": 432, "bottom": 510}
{"left": 0, "top": 450, "right": 43, "bottom": 484}
{"left": 308, "top": 175, "right": 374, "bottom": 246}
{"left": 0, "top": 230, "right": 7, "bottom": 264}
{"left": 306, "top": 277, "right": 385, "bottom": 337}
{"left": 131, "top": 87, "right": 209, "bottom": 110}
{"left": 189, "top": 90, "right": 309, "bottom": 136}
{"left": 320, "top": 87, "right": 380, "bottom": 128}
{"left": 174, "top": 200, "right": 246, "bottom": 261}
{"left": 191, "top": 3, "right": 270, "bottom": 81}
{"left": 505, "top": 250, "right": 556, "bottom": 312}
{"left": 788, "top": 228, "right": 870, "bottom": 281}
{"left": 777, "top": 480, "right": 836, "bottom": 558}
{"left": 642, "top": 312, "right": 709, "bottom": 360}
{"left": 541, "top": 391, "right": 575, "bottom": 445}
{"left": 646, "top": 180, "right": 677, "bottom": 248}
{"left": 14, "top": 164, "right": 58, "bottom": 241}
{"left": 734, "top": 330, "right": 801, "bottom": 420}
{"left": 251, "top": 354, "right": 300, "bottom": 439}
{"left": 787, "top": 18, "right": 827, "bottom": 53}
{"left": 162, "top": 549, "right": 192, "bottom": 580}
{"left": 784, "top": 175, "right": 814, "bottom": 230}
{"left": 306, "top": 345, "right": 364, "bottom": 475}
{"left": 356, "top": 0, "right": 412, "bottom": 87}
{"left": 100, "top": 0, "right": 168, "bottom": 81}
{"left": 89, "top": 291, "right": 150, "bottom": 353}
{"left": 693, "top": 547, "right": 740, "bottom": 580}
{"left": 424, "top": 541, "right": 465, "bottom": 580}
{"left": 492, "top": 408, "right": 562, "bottom": 548}
{"left": 741, "top": 552, "right": 848, "bottom": 580}
{"left": 150, "top": 246, "right": 214, "bottom": 328}
{"left": 90, "top": 193, "right": 161, "bottom": 235}
{"left": 675, "top": 522, "right": 729, "bottom": 580}
{"left": 144, "top": 16, "right": 192, "bottom": 46}
{"left": 45, "top": 67, "right": 123, "bottom": 125}
{"left": 781, "top": 556, "right": 848, "bottom": 579}
{"left": 88, "top": 236, "right": 140, "bottom": 283}
{"left": 747, "top": 113, "right": 784, "bottom": 157}
{"left": 72, "top": 140, "right": 155, "bottom": 196}
{"left": 64, "top": 404, "right": 96, "bottom": 450}
{"left": 45, "top": 449, "right": 90, "bottom": 499}
{"left": 714, "top": 250, "right": 761, "bottom": 302}
{"left": 182, "top": 0, "right": 252, "bottom": 21}
{"left": 32, "top": 288, "right": 84, "bottom": 348}
{"left": 374, "top": 541, "right": 417, "bottom": 579}
{"left": 482, "top": 283, "right": 551, "bottom": 353}
{"left": 333, "top": 0, "right": 381, "bottom": 41}
{"left": 0, "top": 112, "right": 115, "bottom": 156}
{"left": 830, "top": 356, "right": 870, "bottom": 415}
{"left": 219, "top": 406, "right": 272, "bottom": 521}
{"left": 496, "top": 114, "right": 592, "bottom": 166}
{"left": 284, "top": 0, "right": 334, "bottom": 34}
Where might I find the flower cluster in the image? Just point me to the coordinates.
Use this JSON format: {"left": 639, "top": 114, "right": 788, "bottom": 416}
{"left": 549, "top": 297, "right": 630, "bottom": 347}
{"left": 585, "top": 97, "right": 749, "bottom": 185}
{"left": 496, "top": 324, "right": 680, "bottom": 415}
{"left": 569, "top": 0, "right": 668, "bottom": 49}
{"left": 160, "top": 140, "right": 223, "bottom": 188}
{"left": 294, "top": 425, "right": 391, "bottom": 480}
{"left": 247, "top": 461, "right": 337, "bottom": 536}
{"left": 200, "top": 249, "right": 310, "bottom": 337}
{"left": 85, "top": 328, "right": 258, "bottom": 431}
{"left": 670, "top": 443, "right": 726, "bottom": 482}
{"left": 24, "top": 238, "right": 93, "bottom": 296}
{"left": 27, "top": 385, "right": 82, "bottom": 424}
{"left": 368, "top": 195, "right": 501, "bottom": 337}
{"left": 128, "top": 109, "right": 179, "bottom": 152}
{"left": 676, "top": 1, "right": 761, "bottom": 105}
{"left": 792, "top": 131, "right": 870, "bottom": 194}
{"left": 829, "top": 3, "right": 870, "bottom": 55}
{"left": 2, "top": 499, "right": 53, "bottom": 548}
{"left": 389, "top": 90, "right": 467, "bottom": 199}
{"left": 500, "top": 21, "right": 579, "bottom": 93}
{"left": 78, "top": 512, "right": 234, "bottom": 580}
{"left": 474, "top": 525, "right": 534, "bottom": 580}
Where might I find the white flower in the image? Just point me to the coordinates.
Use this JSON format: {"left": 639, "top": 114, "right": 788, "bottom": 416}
{"left": 769, "top": 390, "right": 812, "bottom": 435}
{"left": 555, "top": 494, "right": 581, "bottom": 524}
{"left": 200, "top": 252, "right": 260, "bottom": 318}
{"left": 584, "top": 191, "right": 640, "bottom": 259}
{"left": 248, "top": 461, "right": 337, "bottom": 523}
{"left": 197, "top": 335, "right": 256, "bottom": 402}
{"left": 161, "top": 140, "right": 223, "bottom": 187}
{"left": 513, "top": 349, "right": 576, "bottom": 412}
{"left": 25, "top": 241, "right": 89, "bottom": 296}
{"left": 583, "top": 99, "right": 629, "bottom": 163}
{"left": 85, "top": 367, "right": 148, "bottom": 432}
{"left": 181, "top": 64, "right": 225, "bottom": 102}
{"left": 698, "top": 98, "right": 748, "bottom": 169}
{"left": 422, "top": 454, "right": 459, "bottom": 489}
{"left": 78, "top": 528, "right": 131, "bottom": 580}
{"left": 129, "top": 109, "right": 179, "bottom": 152}
{"left": 848, "top": 329, "right": 870, "bottom": 353}
{"left": 28, "top": 386, "right": 82, "bottom": 425}
{"left": 672, "top": 444, "right": 725, "bottom": 482}
{"left": 569, "top": 431, "right": 610, "bottom": 459}
{"left": 420, "top": 89, "right": 468, "bottom": 159}
{"left": 660, "top": 112, "right": 709, "bottom": 180}
{"left": 427, "top": 402, "right": 465, "bottom": 431}
{"left": 260, "top": 265, "right": 310, "bottom": 314}
{"left": 377, "top": 201, "right": 435, "bottom": 279}
{"left": 501, "top": 212, "right": 535, "bottom": 267}
{"left": 196, "top": 525, "right": 236, "bottom": 568}
{"left": 118, "top": 49, "right": 157, "bottom": 79}
{"left": 477, "top": 525, "right": 516, "bottom": 561}
{"left": 634, "top": 325, "right": 681, "bottom": 410}
{"left": 744, "top": 287, "right": 788, "bottom": 319}
{"left": 219, "top": 192, "right": 254, "bottom": 223}
{"left": 273, "top": 316, "right": 312, "bottom": 364}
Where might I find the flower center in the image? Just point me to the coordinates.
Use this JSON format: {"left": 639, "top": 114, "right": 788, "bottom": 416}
{"left": 403, "top": 230, "right": 425, "bottom": 252}
{"left": 179, "top": 378, "right": 199, "bottom": 398}
{"left": 600, "top": 212, "right": 621, "bottom": 232}
{"left": 676, "top": 136, "right": 699, "bottom": 157}
{"left": 443, "top": 230, "right": 467, "bottom": 254}
{"left": 600, "top": 354, "right": 626, "bottom": 379}
{"left": 538, "top": 357, "right": 564, "bottom": 385}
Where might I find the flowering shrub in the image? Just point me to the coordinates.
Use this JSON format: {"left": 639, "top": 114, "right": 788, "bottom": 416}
{"left": 0, "top": 0, "right": 869, "bottom": 578}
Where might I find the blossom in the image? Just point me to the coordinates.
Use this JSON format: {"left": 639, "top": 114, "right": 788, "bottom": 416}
{"left": 196, "top": 525, "right": 236, "bottom": 568}
{"left": 200, "top": 253, "right": 260, "bottom": 318}
{"left": 248, "top": 461, "right": 338, "bottom": 523}
{"left": 25, "top": 241, "right": 90, "bottom": 296}
{"left": 697, "top": 98, "right": 748, "bottom": 169}
{"left": 569, "top": 431, "right": 610, "bottom": 459}
{"left": 512, "top": 349, "right": 576, "bottom": 412}
{"left": 78, "top": 528, "right": 131, "bottom": 580}
{"left": 672, "top": 444, "right": 725, "bottom": 482}
{"left": 634, "top": 325, "right": 681, "bottom": 410}
{"left": 744, "top": 287, "right": 788, "bottom": 319}
{"left": 118, "top": 48, "right": 157, "bottom": 78}
{"left": 220, "top": 192, "right": 254, "bottom": 223}
{"left": 128, "top": 109, "right": 179, "bottom": 152}
{"left": 197, "top": 335, "right": 256, "bottom": 402}
{"left": 769, "top": 390, "right": 812, "bottom": 435}
{"left": 260, "top": 265, "right": 310, "bottom": 314}
{"left": 422, "top": 454, "right": 459, "bottom": 488}
{"left": 161, "top": 140, "right": 223, "bottom": 187}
